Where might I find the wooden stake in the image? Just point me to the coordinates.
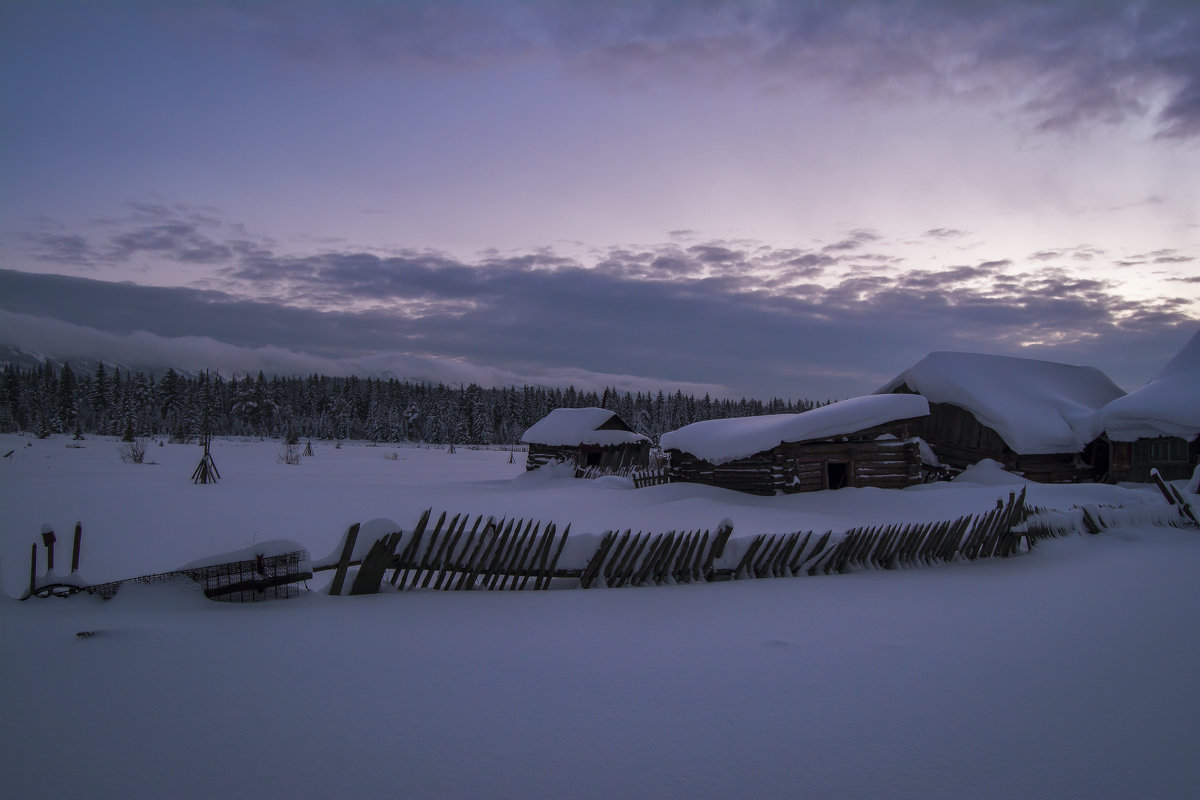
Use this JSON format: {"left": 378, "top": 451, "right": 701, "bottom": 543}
{"left": 328, "top": 523, "right": 360, "bottom": 596}
{"left": 71, "top": 522, "right": 82, "bottom": 573}
{"left": 28, "top": 542, "right": 37, "bottom": 598}
{"left": 541, "top": 523, "right": 571, "bottom": 590}
{"left": 392, "top": 509, "right": 431, "bottom": 587}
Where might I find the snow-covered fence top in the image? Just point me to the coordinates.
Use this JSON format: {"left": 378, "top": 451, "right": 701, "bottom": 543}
{"left": 659, "top": 394, "right": 929, "bottom": 465}
{"left": 520, "top": 407, "right": 649, "bottom": 447}
{"left": 878, "top": 351, "right": 1125, "bottom": 454}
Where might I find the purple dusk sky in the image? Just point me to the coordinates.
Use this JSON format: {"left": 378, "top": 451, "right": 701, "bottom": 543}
{"left": 1, "top": 0, "right": 1197, "bottom": 399}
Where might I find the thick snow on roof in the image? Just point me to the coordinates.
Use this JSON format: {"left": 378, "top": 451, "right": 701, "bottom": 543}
{"left": 659, "top": 394, "right": 929, "bottom": 465}
{"left": 878, "top": 351, "right": 1125, "bottom": 454}
{"left": 1100, "top": 330, "right": 1200, "bottom": 442}
{"left": 520, "top": 407, "right": 649, "bottom": 447}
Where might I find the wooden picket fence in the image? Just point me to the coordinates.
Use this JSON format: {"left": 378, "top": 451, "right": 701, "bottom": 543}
{"left": 23, "top": 484, "right": 1195, "bottom": 603}
{"left": 1018, "top": 502, "right": 1197, "bottom": 540}
{"left": 315, "top": 488, "right": 1038, "bottom": 595}
{"left": 574, "top": 464, "right": 671, "bottom": 488}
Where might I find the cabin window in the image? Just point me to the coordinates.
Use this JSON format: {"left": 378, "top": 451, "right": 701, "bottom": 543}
{"left": 1133, "top": 437, "right": 1188, "bottom": 464}
{"left": 825, "top": 461, "right": 849, "bottom": 490}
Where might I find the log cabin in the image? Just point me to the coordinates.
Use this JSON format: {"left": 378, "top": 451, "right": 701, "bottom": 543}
{"left": 660, "top": 394, "right": 930, "bottom": 495}
{"left": 1098, "top": 330, "right": 1199, "bottom": 483}
{"left": 521, "top": 408, "right": 651, "bottom": 473}
{"left": 878, "top": 352, "right": 1125, "bottom": 483}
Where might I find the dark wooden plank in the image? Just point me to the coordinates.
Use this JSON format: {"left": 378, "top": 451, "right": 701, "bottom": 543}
{"left": 328, "top": 522, "right": 360, "bottom": 596}
{"left": 458, "top": 517, "right": 502, "bottom": 590}
{"left": 541, "top": 523, "right": 571, "bottom": 589}
{"left": 420, "top": 513, "right": 461, "bottom": 589}
{"left": 392, "top": 509, "right": 431, "bottom": 587}
{"left": 580, "top": 531, "right": 616, "bottom": 590}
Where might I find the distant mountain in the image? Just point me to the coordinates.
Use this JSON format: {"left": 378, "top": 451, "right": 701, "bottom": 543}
{"left": 0, "top": 343, "right": 200, "bottom": 379}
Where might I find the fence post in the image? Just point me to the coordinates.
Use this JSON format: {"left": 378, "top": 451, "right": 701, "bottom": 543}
{"left": 329, "top": 523, "right": 360, "bottom": 596}
{"left": 71, "top": 522, "right": 82, "bottom": 573}
{"left": 41, "top": 527, "right": 56, "bottom": 573}
{"left": 28, "top": 542, "right": 37, "bottom": 598}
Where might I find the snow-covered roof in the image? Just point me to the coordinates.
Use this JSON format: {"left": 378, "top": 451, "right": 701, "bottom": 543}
{"left": 877, "top": 351, "right": 1125, "bottom": 454}
{"left": 1099, "top": 330, "right": 1200, "bottom": 442}
{"left": 520, "top": 407, "right": 649, "bottom": 447}
{"left": 659, "top": 394, "right": 929, "bottom": 465}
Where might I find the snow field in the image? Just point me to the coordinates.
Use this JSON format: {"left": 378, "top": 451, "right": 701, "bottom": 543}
{"left": 2, "top": 433, "right": 1198, "bottom": 799}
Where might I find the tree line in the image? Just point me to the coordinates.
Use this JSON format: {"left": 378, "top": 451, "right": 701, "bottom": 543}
{"left": 0, "top": 361, "right": 820, "bottom": 446}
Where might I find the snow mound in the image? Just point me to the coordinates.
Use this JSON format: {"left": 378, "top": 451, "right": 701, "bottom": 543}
{"left": 659, "top": 394, "right": 929, "bottom": 465}
{"left": 952, "top": 459, "right": 1029, "bottom": 486}
{"left": 521, "top": 408, "right": 648, "bottom": 447}
{"left": 878, "top": 351, "right": 1124, "bottom": 454}
{"left": 1099, "top": 329, "right": 1200, "bottom": 442}
{"left": 511, "top": 460, "right": 578, "bottom": 482}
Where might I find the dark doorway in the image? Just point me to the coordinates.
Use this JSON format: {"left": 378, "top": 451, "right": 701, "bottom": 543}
{"left": 585, "top": 450, "right": 602, "bottom": 467}
{"left": 826, "top": 461, "right": 849, "bottom": 490}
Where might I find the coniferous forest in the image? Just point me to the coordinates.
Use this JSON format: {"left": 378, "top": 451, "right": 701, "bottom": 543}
{"left": 0, "top": 362, "right": 819, "bottom": 445}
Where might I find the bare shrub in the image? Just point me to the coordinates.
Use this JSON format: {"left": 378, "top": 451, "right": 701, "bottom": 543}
{"left": 118, "top": 438, "right": 148, "bottom": 464}
{"left": 278, "top": 442, "right": 301, "bottom": 465}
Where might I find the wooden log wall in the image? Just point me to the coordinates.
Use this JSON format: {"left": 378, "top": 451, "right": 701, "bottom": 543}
{"left": 907, "top": 400, "right": 1100, "bottom": 483}
{"left": 668, "top": 436, "right": 924, "bottom": 495}
{"left": 526, "top": 442, "right": 651, "bottom": 473}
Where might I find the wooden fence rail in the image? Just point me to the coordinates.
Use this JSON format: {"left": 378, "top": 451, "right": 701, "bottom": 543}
{"left": 24, "top": 484, "right": 1195, "bottom": 602}
{"left": 317, "top": 488, "right": 1045, "bottom": 595}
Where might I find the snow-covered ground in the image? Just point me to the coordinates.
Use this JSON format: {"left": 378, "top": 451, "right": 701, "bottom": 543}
{"left": 2, "top": 433, "right": 1198, "bottom": 799}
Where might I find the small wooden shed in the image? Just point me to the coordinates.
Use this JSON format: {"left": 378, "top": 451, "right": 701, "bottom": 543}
{"left": 1098, "top": 330, "right": 1199, "bottom": 483}
{"left": 521, "top": 408, "right": 651, "bottom": 473}
{"left": 878, "top": 352, "right": 1125, "bottom": 483}
{"left": 660, "top": 394, "right": 930, "bottom": 495}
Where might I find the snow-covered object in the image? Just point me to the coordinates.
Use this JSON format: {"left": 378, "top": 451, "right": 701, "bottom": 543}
{"left": 521, "top": 408, "right": 649, "bottom": 447}
{"left": 1098, "top": 330, "right": 1200, "bottom": 442}
{"left": 878, "top": 352, "right": 1125, "bottom": 454}
{"left": 659, "top": 394, "right": 929, "bottom": 465}
{"left": 178, "top": 539, "right": 311, "bottom": 571}
{"left": 312, "top": 519, "right": 400, "bottom": 570}
{"left": 951, "top": 459, "right": 1029, "bottom": 486}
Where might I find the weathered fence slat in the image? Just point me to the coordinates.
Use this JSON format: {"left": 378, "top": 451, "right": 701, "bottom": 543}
{"left": 328, "top": 523, "right": 361, "bottom": 596}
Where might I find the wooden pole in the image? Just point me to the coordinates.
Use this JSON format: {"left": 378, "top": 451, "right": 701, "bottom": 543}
{"left": 542, "top": 523, "right": 570, "bottom": 589}
{"left": 328, "top": 523, "right": 360, "bottom": 596}
{"left": 28, "top": 542, "right": 37, "bottom": 598}
{"left": 41, "top": 528, "right": 56, "bottom": 572}
{"left": 71, "top": 522, "right": 82, "bottom": 573}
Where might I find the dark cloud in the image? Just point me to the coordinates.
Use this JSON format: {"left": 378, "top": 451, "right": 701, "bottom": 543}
{"left": 924, "top": 228, "right": 969, "bottom": 240}
{"left": 4, "top": 213, "right": 1198, "bottom": 397}
{"left": 185, "top": 1, "right": 1200, "bottom": 139}
{"left": 822, "top": 229, "right": 881, "bottom": 253}
{"left": 785, "top": 253, "right": 838, "bottom": 270}
{"left": 22, "top": 203, "right": 270, "bottom": 270}
{"left": 7, "top": 227, "right": 1190, "bottom": 400}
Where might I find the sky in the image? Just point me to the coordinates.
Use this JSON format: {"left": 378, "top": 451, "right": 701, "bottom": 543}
{"left": 1, "top": 0, "right": 1198, "bottom": 400}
